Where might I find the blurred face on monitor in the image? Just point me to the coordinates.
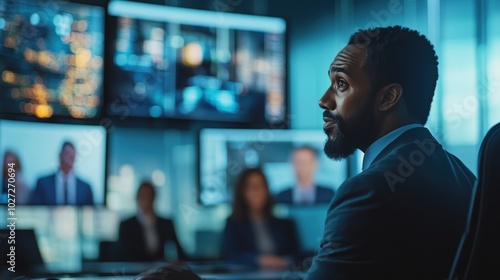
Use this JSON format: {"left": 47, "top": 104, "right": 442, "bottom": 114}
{"left": 292, "top": 148, "right": 317, "bottom": 184}
{"left": 3, "top": 152, "right": 20, "bottom": 176}
{"left": 244, "top": 173, "right": 269, "bottom": 213}
{"left": 320, "top": 45, "right": 377, "bottom": 160}
{"left": 59, "top": 144, "right": 76, "bottom": 174}
{"left": 138, "top": 185, "right": 155, "bottom": 215}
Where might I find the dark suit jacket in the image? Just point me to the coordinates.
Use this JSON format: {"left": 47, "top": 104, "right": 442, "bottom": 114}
{"left": 30, "top": 173, "right": 94, "bottom": 205}
{"left": 306, "top": 127, "right": 476, "bottom": 280}
{"left": 275, "top": 185, "right": 335, "bottom": 204}
{"left": 118, "top": 216, "right": 186, "bottom": 262}
{"left": 221, "top": 216, "right": 301, "bottom": 266}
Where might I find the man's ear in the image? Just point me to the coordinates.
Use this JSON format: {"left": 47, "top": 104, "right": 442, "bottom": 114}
{"left": 377, "top": 84, "right": 403, "bottom": 112}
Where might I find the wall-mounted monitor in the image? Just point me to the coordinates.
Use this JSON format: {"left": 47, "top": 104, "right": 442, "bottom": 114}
{"left": 0, "top": 0, "right": 105, "bottom": 119}
{"left": 0, "top": 119, "right": 107, "bottom": 205}
{"left": 198, "top": 129, "right": 347, "bottom": 206}
{"left": 106, "top": 1, "right": 286, "bottom": 126}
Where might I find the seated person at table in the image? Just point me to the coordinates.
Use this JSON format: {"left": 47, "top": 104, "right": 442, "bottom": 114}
{"left": 221, "top": 167, "right": 301, "bottom": 269}
{"left": 2, "top": 150, "right": 30, "bottom": 204}
{"left": 119, "top": 181, "right": 186, "bottom": 262}
{"left": 135, "top": 264, "right": 201, "bottom": 280}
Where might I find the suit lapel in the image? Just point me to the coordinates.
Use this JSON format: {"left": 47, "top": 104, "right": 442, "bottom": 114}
{"left": 74, "top": 178, "right": 81, "bottom": 204}
{"left": 48, "top": 174, "right": 57, "bottom": 204}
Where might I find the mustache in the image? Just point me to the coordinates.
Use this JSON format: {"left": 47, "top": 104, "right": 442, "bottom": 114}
{"left": 323, "top": 111, "right": 338, "bottom": 122}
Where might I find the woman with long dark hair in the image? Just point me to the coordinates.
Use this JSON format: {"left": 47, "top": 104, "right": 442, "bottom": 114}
{"left": 221, "top": 167, "right": 301, "bottom": 269}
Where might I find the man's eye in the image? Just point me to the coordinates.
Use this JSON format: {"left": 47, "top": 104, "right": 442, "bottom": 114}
{"left": 338, "top": 79, "right": 347, "bottom": 89}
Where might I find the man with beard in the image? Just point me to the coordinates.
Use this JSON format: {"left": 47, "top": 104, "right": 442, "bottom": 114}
{"left": 305, "top": 26, "right": 476, "bottom": 280}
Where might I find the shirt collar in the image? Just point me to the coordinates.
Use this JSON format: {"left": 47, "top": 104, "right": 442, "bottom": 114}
{"left": 137, "top": 211, "right": 157, "bottom": 227}
{"left": 293, "top": 184, "right": 316, "bottom": 204}
{"left": 362, "top": 124, "right": 422, "bottom": 171}
{"left": 57, "top": 170, "right": 74, "bottom": 180}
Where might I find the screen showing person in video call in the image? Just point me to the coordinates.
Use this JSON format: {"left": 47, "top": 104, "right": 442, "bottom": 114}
{"left": 199, "top": 129, "right": 346, "bottom": 206}
{"left": 0, "top": 120, "right": 106, "bottom": 205}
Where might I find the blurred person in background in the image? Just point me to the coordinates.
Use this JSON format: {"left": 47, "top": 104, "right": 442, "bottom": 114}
{"left": 275, "top": 146, "right": 335, "bottom": 204}
{"left": 119, "top": 181, "right": 186, "bottom": 262}
{"left": 2, "top": 150, "right": 30, "bottom": 204}
{"left": 31, "top": 141, "right": 94, "bottom": 205}
{"left": 221, "top": 167, "right": 301, "bottom": 269}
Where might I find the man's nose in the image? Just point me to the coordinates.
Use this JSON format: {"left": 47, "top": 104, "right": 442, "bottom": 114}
{"left": 319, "top": 89, "right": 335, "bottom": 110}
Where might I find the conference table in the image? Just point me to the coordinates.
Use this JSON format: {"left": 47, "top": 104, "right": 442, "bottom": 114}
{"left": 24, "top": 261, "right": 307, "bottom": 280}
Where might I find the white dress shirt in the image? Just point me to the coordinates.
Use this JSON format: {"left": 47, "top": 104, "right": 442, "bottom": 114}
{"left": 137, "top": 212, "right": 160, "bottom": 256}
{"left": 293, "top": 184, "right": 316, "bottom": 204}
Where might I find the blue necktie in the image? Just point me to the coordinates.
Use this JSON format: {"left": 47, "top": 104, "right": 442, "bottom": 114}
{"left": 63, "top": 177, "right": 68, "bottom": 205}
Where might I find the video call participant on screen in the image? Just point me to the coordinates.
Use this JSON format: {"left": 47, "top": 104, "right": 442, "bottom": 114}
{"left": 274, "top": 146, "right": 335, "bottom": 204}
{"left": 221, "top": 168, "right": 301, "bottom": 269}
{"left": 31, "top": 141, "right": 94, "bottom": 205}
{"left": 305, "top": 26, "right": 476, "bottom": 280}
{"left": 2, "top": 151, "right": 30, "bottom": 204}
{"left": 119, "top": 181, "right": 186, "bottom": 262}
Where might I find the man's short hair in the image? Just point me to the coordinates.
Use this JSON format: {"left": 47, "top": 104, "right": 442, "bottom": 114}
{"left": 348, "top": 25, "right": 438, "bottom": 124}
{"left": 60, "top": 141, "right": 75, "bottom": 153}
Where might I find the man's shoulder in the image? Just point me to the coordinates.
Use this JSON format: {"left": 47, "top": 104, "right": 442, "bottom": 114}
{"left": 157, "top": 217, "right": 174, "bottom": 226}
{"left": 333, "top": 171, "right": 394, "bottom": 203}
{"left": 369, "top": 132, "right": 474, "bottom": 184}
{"left": 121, "top": 216, "right": 138, "bottom": 224}
{"left": 36, "top": 173, "right": 56, "bottom": 185}
{"left": 75, "top": 176, "right": 91, "bottom": 187}
{"left": 369, "top": 127, "right": 443, "bottom": 169}
{"left": 276, "top": 188, "right": 293, "bottom": 195}
{"left": 316, "top": 185, "right": 335, "bottom": 194}
{"left": 38, "top": 173, "right": 56, "bottom": 181}
{"left": 274, "top": 188, "right": 293, "bottom": 201}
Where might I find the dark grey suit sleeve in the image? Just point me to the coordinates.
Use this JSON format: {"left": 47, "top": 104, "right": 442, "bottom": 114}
{"left": 305, "top": 175, "right": 394, "bottom": 280}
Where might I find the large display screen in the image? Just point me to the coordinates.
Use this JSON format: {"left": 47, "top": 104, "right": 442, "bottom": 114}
{"left": 199, "top": 129, "right": 347, "bottom": 206}
{"left": 0, "top": 120, "right": 106, "bottom": 205}
{"left": 106, "top": 1, "right": 286, "bottom": 125}
{"left": 0, "top": 0, "right": 105, "bottom": 119}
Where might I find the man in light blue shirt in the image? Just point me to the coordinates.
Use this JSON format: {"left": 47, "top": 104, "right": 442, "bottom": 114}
{"left": 275, "top": 146, "right": 335, "bottom": 204}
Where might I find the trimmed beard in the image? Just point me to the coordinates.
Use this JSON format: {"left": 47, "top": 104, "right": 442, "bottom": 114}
{"left": 323, "top": 102, "right": 376, "bottom": 160}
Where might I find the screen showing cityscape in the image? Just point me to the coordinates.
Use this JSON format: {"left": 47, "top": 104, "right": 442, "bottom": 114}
{"left": 107, "top": 1, "right": 286, "bottom": 125}
{"left": 0, "top": 0, "right": 105, "bottom": 119}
